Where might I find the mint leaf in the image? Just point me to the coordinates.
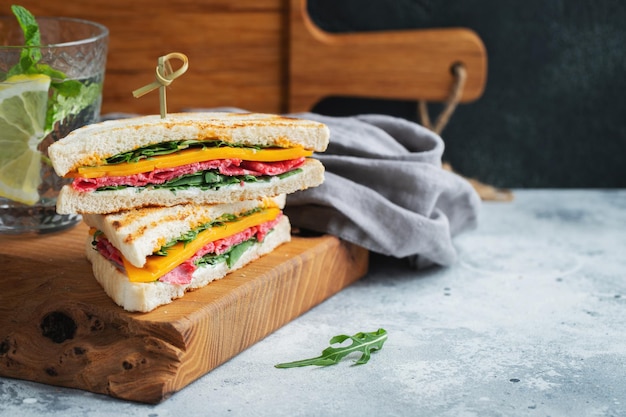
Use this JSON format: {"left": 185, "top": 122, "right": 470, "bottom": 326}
{"left": 11, "top": 5, "right": 40, "bottom": 47}
{"left": 33, "top": 63, "right": 66, "bottom": 80}
{"left": 7, "top": 5, "right": 103, "bottom": 136}
{"left": 7, "top": 5, "right": 41, "bottom": 77}
{"left": 51, "top": 78, "right": 83, "bottom": 97}
{"left": 45, "top": 80, "right": 101, "bottom": 133}
{"left": 275, "top": 329, "right": 388, "bottom": 368}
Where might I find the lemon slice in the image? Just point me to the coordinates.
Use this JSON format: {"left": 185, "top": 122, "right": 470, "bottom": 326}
{"left": 0, "top": 73, "right": 51, "bottom": 205}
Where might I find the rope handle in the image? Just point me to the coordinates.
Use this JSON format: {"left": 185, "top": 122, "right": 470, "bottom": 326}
{"left": 420, "top": 63, "right": 514, "bottom": 202}
{"left": 419, "top": 62, "right": 467, "bottom": 136}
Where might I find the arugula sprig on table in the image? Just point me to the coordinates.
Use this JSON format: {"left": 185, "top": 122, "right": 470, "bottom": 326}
{"left": 7, "top": 5, "right": 102, "bottom": 135}
{"left": 275, "top": 329, "right": 388, "bottom": 368}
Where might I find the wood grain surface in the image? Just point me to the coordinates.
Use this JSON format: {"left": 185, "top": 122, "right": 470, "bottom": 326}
{"left": 8, "top": 0, "right": 486, "bottom": 115}
{"left": 288, "top": 0, "right": 487, "bottom": 112}
{"left": 11, "top": 0, "right": 287, "bottom": 115}
{"left": 0, "top": 223, "right": 368, "bottom": 403}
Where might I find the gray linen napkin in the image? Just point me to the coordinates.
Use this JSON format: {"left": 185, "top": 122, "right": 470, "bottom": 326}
{"left": 285, "top": 113, "right": 481, "bottom": 269}
{"left": 134, "top": 107, "right": 481, "bottom": 269}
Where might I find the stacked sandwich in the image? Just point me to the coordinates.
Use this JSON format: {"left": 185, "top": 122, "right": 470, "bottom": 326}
{"left": 49, "top": 112, "right": 330, "bottom": 313}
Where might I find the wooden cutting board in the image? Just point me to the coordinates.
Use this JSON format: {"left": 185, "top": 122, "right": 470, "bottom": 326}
{"left": 288, "top": 0, "right": 488, "bottom": 112}
{"left": 0, "top": 223, "right": 368, "bottom": 404}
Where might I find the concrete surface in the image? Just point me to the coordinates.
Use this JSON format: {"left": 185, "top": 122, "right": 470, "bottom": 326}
{"left": 1, "top": 189, "right": 625, "bottom": 416}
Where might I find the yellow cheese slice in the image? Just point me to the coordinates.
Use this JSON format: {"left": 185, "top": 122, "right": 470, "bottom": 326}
{"left": 122, "top": 207, "right": 281, "bottom": 283}
{"left": 72, "top": 146, "right": 313, "bottom": 179}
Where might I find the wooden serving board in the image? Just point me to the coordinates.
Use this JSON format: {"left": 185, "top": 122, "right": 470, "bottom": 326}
{"left": 0, "top": 223, "right": 368, "bottom": 404}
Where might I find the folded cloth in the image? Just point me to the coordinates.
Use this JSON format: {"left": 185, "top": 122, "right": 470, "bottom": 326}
{"left": 169, "top": 107, "right": 480, "bottom": 268}
{"left": 284, "top": 113, "right": 481, "bottom": 269}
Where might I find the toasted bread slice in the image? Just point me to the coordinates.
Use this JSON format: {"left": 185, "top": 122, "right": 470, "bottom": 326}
{"left": 49, "top": 112, "right": 330, "bottom": 177}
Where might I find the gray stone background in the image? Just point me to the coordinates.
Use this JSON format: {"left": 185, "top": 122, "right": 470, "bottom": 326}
{"left": 308, "top": 0, "right": 626, "bottom": 188}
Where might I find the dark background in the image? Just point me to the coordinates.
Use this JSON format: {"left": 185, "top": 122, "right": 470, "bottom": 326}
{"left": 308, "top": 0, "right": 626, "bottom": 188}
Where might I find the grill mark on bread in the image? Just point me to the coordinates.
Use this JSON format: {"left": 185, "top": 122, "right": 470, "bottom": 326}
{"left": 116, "top": 206, "right": 211, "bottom": 245}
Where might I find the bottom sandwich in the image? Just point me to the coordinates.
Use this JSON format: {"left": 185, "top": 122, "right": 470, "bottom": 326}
{"left": 83, "top": 198, "right": 291, "bottom": 312}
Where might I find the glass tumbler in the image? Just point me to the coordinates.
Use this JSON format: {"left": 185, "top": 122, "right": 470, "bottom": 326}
{"left": 0, "top": 16, "right": 108, "bottom": 234}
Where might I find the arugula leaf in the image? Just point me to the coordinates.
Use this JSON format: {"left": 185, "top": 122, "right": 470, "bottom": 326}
{"left": 156, "top": 168, "right": 301, "bottom": 191}
{"left": 195, "top": 238, "right": 257, "bottom": 268}
{"left": 276, "top": 168, "right": 303, "bottom": 179}
{"left": 94, "top": 167, "right": 303, "bottom": 193}
{"left": 90, "top": 229, "right": 104, "bottom": 246}
{"left": 105, "top": 140, "right": 264, "bottom": 164}
{"left": 95, "top": 171, "right": 271, "bottom": 192}
{"left": 224, "top": 238, "right": 256, "bottom": 268}
{"left": 154, "top": 208, "right": 262, "bottom": 256}
{"left": 275, "top": 329, "right": 388, "bottom": 368}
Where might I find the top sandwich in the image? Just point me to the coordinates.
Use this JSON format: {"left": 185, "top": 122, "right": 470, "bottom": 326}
{"left": 49, "top": 112, "right": 330, "bottom": 214}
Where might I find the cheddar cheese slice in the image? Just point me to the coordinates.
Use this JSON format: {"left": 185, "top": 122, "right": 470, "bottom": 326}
{"left": 122, "top": 207, "right": 281, "bottom": 282}
{"left": 72, "top": 146, "right": 313, "bottom": 179}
